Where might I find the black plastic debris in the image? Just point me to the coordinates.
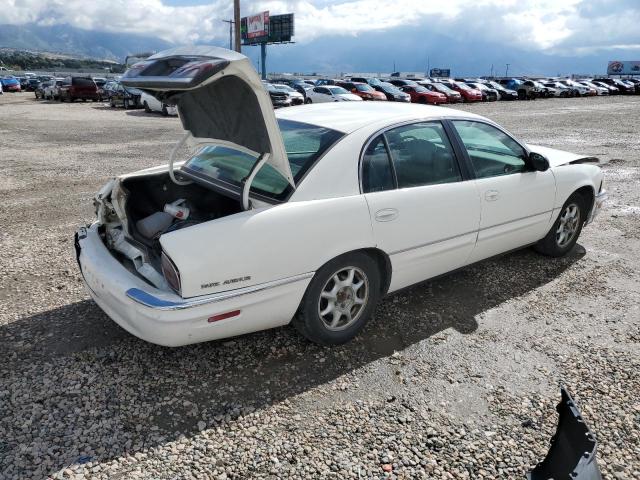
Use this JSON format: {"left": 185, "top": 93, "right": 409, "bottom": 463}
{"left": 528, "top": 387, "right": 602, "bottom": 480}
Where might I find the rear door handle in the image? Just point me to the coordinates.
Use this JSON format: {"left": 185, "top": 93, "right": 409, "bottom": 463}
{"left": 485, "top": 190, "right": 500, "bottom": 201}
{"left": 375, "top": 208, "right": 399, "bottom": 222}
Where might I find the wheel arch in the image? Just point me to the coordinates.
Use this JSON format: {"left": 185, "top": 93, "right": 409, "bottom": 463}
{"left": 573, "top": 185, "right": 595, "bottom": 219}
{"left": 315, "top": 247, "right": 392, "bottom": 297}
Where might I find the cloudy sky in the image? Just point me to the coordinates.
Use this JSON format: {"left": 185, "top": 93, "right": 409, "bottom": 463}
{"left": 2, "top": 0, "right": 640, "bottom": 74}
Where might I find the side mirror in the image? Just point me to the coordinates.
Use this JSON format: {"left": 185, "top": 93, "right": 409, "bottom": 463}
{"left": 529, "top": 152, "right": 550, "bottom": 172}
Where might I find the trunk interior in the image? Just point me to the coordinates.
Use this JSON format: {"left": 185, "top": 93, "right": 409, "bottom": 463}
{"left": 121, "top": 172, "right": 242, "bottom": 250}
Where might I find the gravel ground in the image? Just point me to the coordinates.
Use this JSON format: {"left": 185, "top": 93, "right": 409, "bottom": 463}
{"left": 0, "top": 92, "right": 639, "bottom": 479}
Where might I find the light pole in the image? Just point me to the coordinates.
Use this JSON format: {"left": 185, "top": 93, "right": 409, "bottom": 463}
{"left": 505, "top": 63, "right": 510, "bottom": 77}
{"left": 234, "top": 0, "right": 241, "bottom": 53}
{"left": 222, "top": 19, "right": 234, "bottom": 50}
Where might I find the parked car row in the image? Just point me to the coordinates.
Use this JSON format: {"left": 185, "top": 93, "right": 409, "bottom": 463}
{"left": 19, "top": 75, "right": 177, "bottom": 116}
{"left": 262, "top": 75, "right": 640, "bottom": 108}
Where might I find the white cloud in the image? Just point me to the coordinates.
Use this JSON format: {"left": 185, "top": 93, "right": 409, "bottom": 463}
{"left": 1, "top": 0, "right": 638, "bottom": 55}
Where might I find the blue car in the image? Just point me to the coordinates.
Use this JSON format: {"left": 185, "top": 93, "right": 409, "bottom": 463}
{"left": 0, "top": 76, "right": 21, "bottom": 92}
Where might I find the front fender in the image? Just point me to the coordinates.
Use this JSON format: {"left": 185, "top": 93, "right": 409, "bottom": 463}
{"left": 160, "top": 195, "right": 375, "bottom": 298}
{"left": 551, "top": 164, "right": 603, "bottom": 209}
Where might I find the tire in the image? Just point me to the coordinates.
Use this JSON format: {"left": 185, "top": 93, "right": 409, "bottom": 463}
{"left": 144, "top": 101, "right": 151, "bottom": 113}
{"left": 534, "top": 193, "right": 588, "bottom": 257}
{"left": 123, "top": 98, "right": 129, "bottom": 109}
{"left": 110, "top": 99, "right": 115, "bottom": 108}
{"left": 305, "top": 98, "right": 312, "bottom": 104}
{"left": 161, "top": 104, "right": 169, "bottom": 116}
{"left": 418, "top": 97, "right": 427, "bottom": 104}
{"left": 293, "top": 252, "right": 381, "bottom": 346}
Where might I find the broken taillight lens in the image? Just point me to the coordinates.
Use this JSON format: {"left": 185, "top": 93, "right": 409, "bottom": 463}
{"left": 161, "top": 252, "right": 181, "bottom": 295}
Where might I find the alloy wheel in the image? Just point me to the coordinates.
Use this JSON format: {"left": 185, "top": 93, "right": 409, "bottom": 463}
{"left": 556, "top": 203, "right": 580, "bottom": 248}
{"left": 318, "top": 266, "right": 369, "bottom": 331}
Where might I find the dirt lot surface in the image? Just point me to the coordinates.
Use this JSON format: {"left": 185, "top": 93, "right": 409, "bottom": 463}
{"left": 1, "top": 92, "right": 639, "bottom": 479}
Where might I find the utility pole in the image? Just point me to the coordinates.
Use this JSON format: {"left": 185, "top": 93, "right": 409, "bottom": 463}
{"left": 222, "top": 19, "right": 234, "bottom": 50}
{"left": 233, "top": 0, "right": 241, "bottom": 53}
{"left": 490, "top": 64, "right": 494, "bottom": 78}
{"left": 505, "top": 63, "right": 510, "bottom": 77}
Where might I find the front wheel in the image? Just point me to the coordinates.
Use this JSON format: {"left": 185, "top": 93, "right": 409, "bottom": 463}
{"left": 161, "top": 104, "right": 169, "bottom": 116}
{"left": 144, "top": 101, "right": 151, "bottom": 113}
{"left": 123, "top": 98, "right": 129, "bottom": 109}
{"left": 534, "top": 193, "right": 587, "bottom": 257}
{"left": 305, "top": 98, "right": 312, "bottom": 104}
{"left": 293, "top": 252, "right": 381, "bottom": 345}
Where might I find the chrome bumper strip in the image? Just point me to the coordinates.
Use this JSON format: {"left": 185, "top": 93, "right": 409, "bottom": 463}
{"left": 586, "top": 189, "right": 608, "bottom": 225}
{"left": 126, "top": 272, "right": 314, "bottom": 311}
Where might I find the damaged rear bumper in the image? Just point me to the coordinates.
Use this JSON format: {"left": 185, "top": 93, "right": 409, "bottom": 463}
{"left": 74, "top": 222, "right": 311, "bottom": 346}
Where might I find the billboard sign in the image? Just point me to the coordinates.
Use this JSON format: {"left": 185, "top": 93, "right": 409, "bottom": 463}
{"left": 268, "top": 14, "right": 294, "bottom": 43}
{"left": 430, "top": 68, "right": 450, "bottom": 78}
{"left": 246, "top": 11, "right": 269, "bottom": 39}
{"left": 607, "top": 61, "right": 640, "bottom": 75}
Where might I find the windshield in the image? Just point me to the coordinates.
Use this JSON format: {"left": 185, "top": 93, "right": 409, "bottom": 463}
{"left": 355, "top": 84, "right": 374, "bottom": 92}
{"left": 456, "top": 82, "right": 472, "bottom": 90}
{"left": 274, "top": 85, "right": 293, "bottom": 92}
{"left": 182, "top": 120, "right": 344, "bottom": 201}
{"left": 432, "top": 83, "right": 453, "bottom": 94}
{"left": 489, "top": 81, "right": 503, "bottom": 90}
{"left": 327, "top": 86, "right": 349, "bottom": 94}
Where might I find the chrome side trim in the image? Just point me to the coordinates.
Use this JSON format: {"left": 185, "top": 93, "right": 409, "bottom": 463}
{"left": 127, "top": 272, "right": 315, "bottom": 311}
{"left": 389, "top": 230, "right": 477, "bottom": 256}
{"left": 389, "top": 210, "right": 553, "bottom": 256}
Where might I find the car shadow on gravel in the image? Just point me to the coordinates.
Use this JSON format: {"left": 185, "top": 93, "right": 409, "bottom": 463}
{"left": 0, "top": 245, "right": 585, "bottom": 474}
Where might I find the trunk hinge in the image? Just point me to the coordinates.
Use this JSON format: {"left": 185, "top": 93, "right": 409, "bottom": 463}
{"left": 241, "top": 153, "right": 270, "bottom": 211}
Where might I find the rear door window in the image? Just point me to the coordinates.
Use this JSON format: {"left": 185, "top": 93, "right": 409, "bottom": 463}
{"left": 362, "top": 136, "right": 395, "bottom": 193}
{"left": 385, "top": 122, "right": 462, "bottom": 188}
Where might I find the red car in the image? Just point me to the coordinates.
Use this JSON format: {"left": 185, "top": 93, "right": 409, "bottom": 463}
{"left": 420, "top": 82, "right": 463, "bottom": 103}
{"left": 58, "top": 76, "right": 100, "bottom": 102}
{"left": 400, "top": 85, "right": 448, "bottom": 105}
{"left": 336, "top": 81, "right": 387, "bottom": 101}
{"left": 441, "top": 81, "right": 482, "bottom": 102}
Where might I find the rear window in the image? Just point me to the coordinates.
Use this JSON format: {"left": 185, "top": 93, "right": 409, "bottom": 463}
{"left": 72, "top": 78, "right": 95, "bottom": 87}
{"left": 182, "top": 119, "right": 344, "bottom": 201}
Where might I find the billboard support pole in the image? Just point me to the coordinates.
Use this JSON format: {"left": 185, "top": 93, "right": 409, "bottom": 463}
{"left": 260, "top": 43, "right": 267, "bottom": 80}
{"left": 234, "top": 0, "right": 241, "bottom": 52}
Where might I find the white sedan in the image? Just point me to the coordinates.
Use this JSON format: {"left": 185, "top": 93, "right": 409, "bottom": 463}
{"left": 140, "top": 91, "right": 177, "bottom": 116}
{"left": 75, "top": 46, "right": 607, "bottom": 347}
{"left": 305, "top": 85, "right": 362, "bottom": 103}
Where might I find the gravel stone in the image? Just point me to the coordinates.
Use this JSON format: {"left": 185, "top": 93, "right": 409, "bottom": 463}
{"left": 0, "top": 92, "right": 639, "bottom": 479}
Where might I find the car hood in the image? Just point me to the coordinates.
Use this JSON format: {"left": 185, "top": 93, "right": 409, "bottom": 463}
{"left": 526, "top": 144, "right": 599, "bottom": 167}
{"left": 120, "top": 45, "right": 293, "bottom": 186}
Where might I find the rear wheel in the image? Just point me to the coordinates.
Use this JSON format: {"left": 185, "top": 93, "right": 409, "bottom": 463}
{"left": 534, "top": 193, "right": 587, "bottom": 257}
{"left": 305, "top": 98, "right": 312, "bottom": 104}
{"left": 293, "top": 252, "right": 381, "bottom": 346}
{"left": 110, "top": 99, "right": 115, "bottom": 108}
{"left": 161, "top": 104, "right": 169, "bottom": 116}
{"left": 123, "top": 98, "right": 130, "bottom": 109}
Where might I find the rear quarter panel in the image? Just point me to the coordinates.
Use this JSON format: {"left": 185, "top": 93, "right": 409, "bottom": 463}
{"left": 160, "top": 195, "right": 375, "bottom": 298}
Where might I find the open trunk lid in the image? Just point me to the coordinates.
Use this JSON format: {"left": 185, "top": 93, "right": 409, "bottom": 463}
{"left": 120, "top": 45, "right": 293, "bottom": 185}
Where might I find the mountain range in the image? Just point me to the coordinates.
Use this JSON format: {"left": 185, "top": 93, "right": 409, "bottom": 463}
{"left": 0, "top": 23, "right": 172, "bottom": 62}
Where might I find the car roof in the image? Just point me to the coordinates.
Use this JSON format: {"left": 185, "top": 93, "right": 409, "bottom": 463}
{"left": 275, "top": 102, "right": 483, "bottom": 133}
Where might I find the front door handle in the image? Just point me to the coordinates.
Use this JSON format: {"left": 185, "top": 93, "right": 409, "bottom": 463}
{"left": 375, "top": 208, "right": 399, "bottom": 222}
{"left": 485, "top": 190, "right": 500, "bottom": 201}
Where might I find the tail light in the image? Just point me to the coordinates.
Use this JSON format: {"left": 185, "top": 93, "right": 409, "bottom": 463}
{"left": 161, "top": 252, "right": 181, "bottom": 294}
